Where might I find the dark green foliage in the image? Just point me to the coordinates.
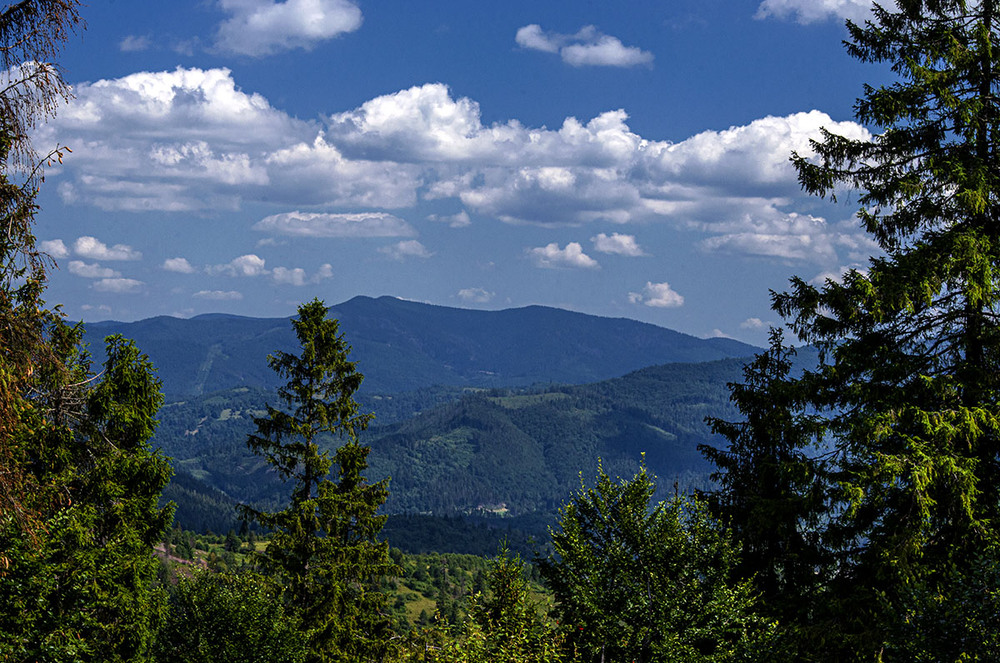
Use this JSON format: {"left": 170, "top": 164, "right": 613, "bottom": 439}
{"left": 705, "top": 1, "right": 1000, "bottom": 658}
{"left": 540, "top": 464, "right": 776, "bottom": 663}
{"left": 243, "top": 298, "right": 399, "bottom": 663}
{"left": 701, "top": 330, "right": 828, "bottom": 636}
{"left": 154, "top": 571, "right": 304, "bottom": 663}
{"left": 0, "top": 336, "right": 174, "bottom": 662}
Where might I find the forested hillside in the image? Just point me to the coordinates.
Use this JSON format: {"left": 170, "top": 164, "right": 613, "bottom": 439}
{"left": 153, "top": 357, "right": 771, "bottom": 532}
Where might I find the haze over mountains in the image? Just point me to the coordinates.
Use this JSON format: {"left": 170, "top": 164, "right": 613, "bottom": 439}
{"left": 83, "top": 295, "right": 759, "bottom": 398}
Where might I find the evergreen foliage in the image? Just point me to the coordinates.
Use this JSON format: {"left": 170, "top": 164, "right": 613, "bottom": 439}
{"left": 242, "top": 298, "right": 399, "bottom": 663}
{"left": 701, "top": 330, "right": 829, "bottom": 637}
{"left": 706, "top": 1, "right": 1000, "bottom": 658}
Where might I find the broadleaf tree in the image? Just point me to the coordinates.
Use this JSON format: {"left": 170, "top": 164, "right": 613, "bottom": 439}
{"left": 706, "top": 0, "right": 1000, "bottom": 658}
{"left": 539, "top": 463, "right": 776, "bottom": 663}
{"left": 243, "top": 298, "right": 399, "bottom": 663}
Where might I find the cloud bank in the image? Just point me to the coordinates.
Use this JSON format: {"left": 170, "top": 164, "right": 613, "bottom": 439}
{"left": 43, "top": 68, "right": 874, "bottom": 268}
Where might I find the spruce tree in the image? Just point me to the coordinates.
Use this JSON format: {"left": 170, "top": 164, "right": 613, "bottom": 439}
{"left": 243, "top": 298, "right": 398, "bottom": 663}
{"left": 707, "top": 1, "right": 1000, "bottom": 658}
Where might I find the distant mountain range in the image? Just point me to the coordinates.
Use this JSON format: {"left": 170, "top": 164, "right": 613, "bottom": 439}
{"left": 82, "top": 295, "right": 771, "bottom": 547}
{"left": 83, "top": 295, "right": 759, "bottom": 397}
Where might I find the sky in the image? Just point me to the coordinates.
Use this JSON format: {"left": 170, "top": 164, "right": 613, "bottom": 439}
{"left": 30, "top": 0, "right": 891, "bottom": 345}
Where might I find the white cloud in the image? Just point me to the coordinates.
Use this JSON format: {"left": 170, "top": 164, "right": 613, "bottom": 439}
{"left": 93, "top": 278, "right": 144, "bottom": 293}
{"left": 740, "top": 317, "right": 766, "bottom": 329}
{"left": 68, "top": 261, "right": 121, "bottom": 279}
{"left": 120, "top": 35, "right": 152, "bottom": 52}
{"left": 458, "top": 287, "right": 494, "bottom": 304}
{"left": 629, "top": 281, "right": 684, "bottom": 308}
{"left": 755, "top": 0, "right": 875, "bottom": 24}
{"left": 254, "top": 211, "right": 416, "bottom": 237}
{"left": 163, "top": 257, "right": 196, "bottom": 273}
{"left": 379, "top": 240, "right": 433, "bottom": 261}
{"left": 591, "top": 232, "right": 646, "bottom": 256}
{"left": 216, "top": 0, "right": 363, "bottom": 56}
{"left": 271, "top": 266, "right": 308, "bottom": 286}
{"left": 527, "top": 242, "right": 599, "bottom": 269}
{"left": 271, "top": 263, "right": 334, "bottom": 285}
{"left": 43, "top": 68, "right": 876, "bottom": 268}
{"left": 428, "top": 210, "right": 471, "bottom": 228}
{"left": 73, "top": 236, "right": 142, "bottom": 261}
{"left": 209, "top": 254, "right": 268, "bottom": 277}
{"left": 81, "top": 304, "right": 113, "bottom": 313}
{"left": 193, "top": 289, "right": 243, "bottom": 300}
{"left": 40, "top": 239, "right": 69, "bottom": 258}
{"left": 516, "top": 25, "right": 653, "bottom": 67}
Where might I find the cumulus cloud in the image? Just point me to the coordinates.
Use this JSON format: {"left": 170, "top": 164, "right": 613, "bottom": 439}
{"left": 254, "top": 211, "right": 416, "bottom": 237}
{"left": 740, "top": 317, "right": 767, "bottom": 329}
{"left": 42, "top": 69, "right": 875, "bottom": 268}
{"left": 591, "top": 232, "right": 646, "bottom": 256}
{"left": 215, "top": 0, "right": 363, "bottom": 56}
{"left": 457, "top": 287, "right": 494, "bottom": 304}
{"left": 516, "top": 24, "right": 653, "bottom": 67}
{"left": 163, "top": 257, "right": 196, "bottom": 273}
{"left": 73, "top": 236, "right": 141, "bottom": 261}
{"left": 629, "top": 281, "right": 684, "bottom": 308}
{"left": 379, "top": 240, "right": 433, "bottom": 261}
{"left": 755, "top": 0, "right": 876, "bottom": 24}
{"left": 40, "top": 239, "right": 69, "bottom": 258}
{"left": 93, "top": 278, "right": 144, "bottom": 293}
{"left": 193, "top": 289, "right": 243, "bottom": 300}
{"left": 68, "top": 261, "right": 121, "bottom": 279}
{"left": 272, "top": 263, "right": 334, "bottom": 285}
{"left": 528, "top": 242, "right": 599, "bottom": 269}
{"left": 209, "top": 254, "right": 268, "bottom": 277}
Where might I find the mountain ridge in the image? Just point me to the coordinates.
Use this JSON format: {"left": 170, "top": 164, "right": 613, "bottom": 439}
{"left": 84, "top": 295, "right": 760, "bottom": 397}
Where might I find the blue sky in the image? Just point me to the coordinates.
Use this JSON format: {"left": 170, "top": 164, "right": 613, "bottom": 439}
{"left": 33, "top": 0, "right": 887, "bottom": 344}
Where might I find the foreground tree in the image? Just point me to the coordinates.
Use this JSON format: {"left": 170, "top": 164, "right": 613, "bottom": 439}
{"left": 0, "top": 2, "right": 176, "bottom": 660}
{"left": 1, "top": 336, "right": 174, "bottom": 661}
{"left": 154, "top": 571, "right": 305, "bottom": 663}
{"left": 707, "top": 1, "right": 1000, "bottom": 658}
{"left": 539, "top": 464, "right": 776, "bottom": 663}
{"left": 243, "top": 298, "right": 398, "bottom": 663}
{"left": 701, "top": 330, "right": 829, "bottom": 647}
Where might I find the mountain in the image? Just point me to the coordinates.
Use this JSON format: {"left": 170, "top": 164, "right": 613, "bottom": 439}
{"left": 153, "top": 357, "right": 750, "bottom": 529}
{"left": 84, "top": 295, "right": 758, "bottom": 397}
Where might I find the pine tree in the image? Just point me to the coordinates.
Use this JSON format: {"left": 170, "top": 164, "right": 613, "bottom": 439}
{"left": 243, "top": 298, "right": 398, "bottom": 663}
{"left": 701, "top": 330, "right": 828, "bottom": 641}
{"left": 707, "top": 1, "right": 1000, "bottom": 658}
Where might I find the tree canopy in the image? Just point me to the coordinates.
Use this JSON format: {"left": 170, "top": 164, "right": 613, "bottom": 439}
{"left": 705, "top": 1, "right": 1000, "bottom": 659}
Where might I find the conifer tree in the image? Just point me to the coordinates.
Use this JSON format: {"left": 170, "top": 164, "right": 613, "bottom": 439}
{"left": 707, "top": 1, "right": 1000, "bottom": 658}
{"left": 244, "top": 298, "right": 398, "bottom": 663}
{"left": 701, "top": 330, "right": 828, "bottom": 643}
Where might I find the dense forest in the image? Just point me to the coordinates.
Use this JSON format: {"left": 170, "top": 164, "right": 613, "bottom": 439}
{"left": 5, "top": 1, "right": 1000, "bottom": 661}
